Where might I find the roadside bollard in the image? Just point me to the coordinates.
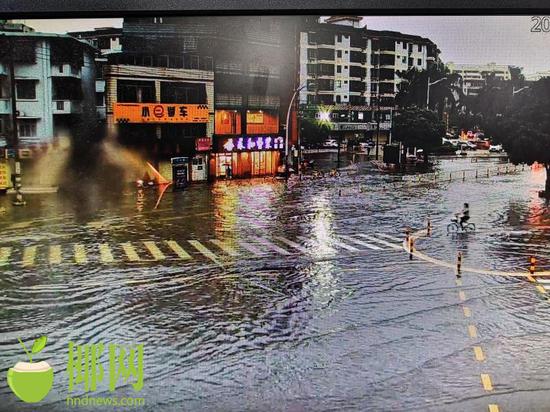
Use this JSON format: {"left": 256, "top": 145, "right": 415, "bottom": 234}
{"left": 338, "top": 189, "right": 342, "bottom": 196}
{"left": 457, "top": 251, "right": 463, "bottom": 276}
{"left": 529, "top": 256, "right": 536, "bottom": 275}
{"left": 427, "top": 218, "right": 432, "bottom": 236}
{"left": 487, "top": 168, "right": 490, "bottom": 177}
{"left": 409, "top": 237, "right": 414, "bottom": 260}
{"left": 462, "top": 171, "right": 466, "bottom": 181}
{"left": 449, "top": 172, "right": 452, "bottom": 181}
{"left": 405, "top": 228, "right": 410, "bottom": 244}
{"left": 475, "top": 169, "right": 478, "bottom": 179}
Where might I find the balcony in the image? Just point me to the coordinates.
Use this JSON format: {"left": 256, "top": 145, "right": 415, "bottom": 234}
{"left": 52, "top": 100, "right": 83, "bottom": 114}
{"left": 51, "top": 64, "right": 81, "bottom": 78}
{"left": 0, "top": 98, "right": 11, "bottom": 115}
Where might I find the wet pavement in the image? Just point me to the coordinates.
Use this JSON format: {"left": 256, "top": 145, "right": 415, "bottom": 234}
{"left": 0, "top": 156, "right": 549, "bottom": 411}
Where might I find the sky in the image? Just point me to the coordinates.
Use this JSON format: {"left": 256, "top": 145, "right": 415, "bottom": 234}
{"left": 19, "top": 16, "right": 550, "bottom": 75}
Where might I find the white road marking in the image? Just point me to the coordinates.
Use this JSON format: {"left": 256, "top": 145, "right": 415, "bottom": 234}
{"left": 339, "top": 235, "right": 382, "bottom": 250}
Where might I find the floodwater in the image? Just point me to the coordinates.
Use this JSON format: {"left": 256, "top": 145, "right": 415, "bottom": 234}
{"left": 0, "top": 155, "right": 549, "bottom": 411}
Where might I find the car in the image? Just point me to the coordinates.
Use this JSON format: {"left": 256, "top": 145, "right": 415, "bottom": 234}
{"left": 465, "top": 141, "right": 477, "bottom": 150}
{"left": 323, "top": 139, "right": 338, "bottom": 148}
{"left": 489, "top": 144, "right": 503, "bottom": 153}
{"left": 359, "top": 141, "right": 375, "bottom": 151}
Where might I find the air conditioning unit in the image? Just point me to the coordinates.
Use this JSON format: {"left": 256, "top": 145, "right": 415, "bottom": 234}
{"left": 19, "top": 148, "right": 32, "bottom": 159}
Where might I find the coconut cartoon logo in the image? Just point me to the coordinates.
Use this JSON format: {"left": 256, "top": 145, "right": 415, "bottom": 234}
{"left": 7, "top": 336, "right": 53, "bottom": 403}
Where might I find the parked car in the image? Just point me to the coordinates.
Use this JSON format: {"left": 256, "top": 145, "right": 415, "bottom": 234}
{"left": 489, "top": 144, "right": 503, "bottom": 153}
{"left": 323, "top": 139, "right": 338, "bottom": 148}
{"left": 465, "top": 141, "right": 478, "bottom": 150}
{"left": 359, "top": 141, "right": 375, "bottom": 151}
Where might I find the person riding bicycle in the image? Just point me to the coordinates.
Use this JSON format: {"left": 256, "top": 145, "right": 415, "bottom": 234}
{"left": 459, "top": 203, "right": 470, "bottom": 229}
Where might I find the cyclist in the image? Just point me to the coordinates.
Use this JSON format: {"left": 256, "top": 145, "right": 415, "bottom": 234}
{"left": 459, "top": 203, "right": 470, "bottom": 229}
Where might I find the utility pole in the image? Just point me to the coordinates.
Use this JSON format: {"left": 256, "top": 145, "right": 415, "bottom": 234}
{"left": 6, "top": 35, "right": 25, "bottom": 206}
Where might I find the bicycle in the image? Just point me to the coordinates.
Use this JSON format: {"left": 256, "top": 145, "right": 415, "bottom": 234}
{"left": 447, "top": 215, "right": 476, "bottom": 233}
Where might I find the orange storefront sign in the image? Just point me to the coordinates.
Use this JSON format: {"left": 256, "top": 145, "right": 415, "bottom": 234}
{"left": 113, "top": 103, "right": 209, "bottom": 123}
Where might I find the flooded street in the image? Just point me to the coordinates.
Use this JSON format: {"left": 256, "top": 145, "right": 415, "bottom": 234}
{"left": 0, "top": 156, "right": 549, "bottom": 411}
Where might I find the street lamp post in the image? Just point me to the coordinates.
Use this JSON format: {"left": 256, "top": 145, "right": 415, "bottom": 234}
{"left": 285, "top": 84, "right": 306, "bottom": 180}
{"left": 426, "top": 76, "right": 447, "bottom": 108}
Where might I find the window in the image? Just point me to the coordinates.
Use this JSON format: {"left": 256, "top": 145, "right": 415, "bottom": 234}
{"left": 335, "top": 95, "right": 341, "bottom": 103}
{"left": 18, "top": 120, "right": 37, "bottom": 137}
{"left": 345, "top": 50, "right": 348, "bottom": 54}
{"left": 16, "top": 80, "right": 36, "bottom": 100}
{"left": 344, "top": 66, "right": 348, "bottom": 69}
{"left": 96, "top": 92, "right": 105, "bottom": 106}
{"left": 358, "top": 112, "right": 364, "bottom": 120}
{"left": 417, "top": 58, "right": 422, "bottom": 65}
{"left": 402, "top": 56, "right": 407, "bottom": 64}
{"left": 344, "top": 80, "right": 348, "bottom": 84}
{"left": 337, "top": 34, "right": 342, "bottom": 42}
{"left": 337, "top": 65, "right": 342, "bottom": 73}
{"left": 337, "top": 50, "right": 342, "bottom": 58}
{"left": 335, "top": 80, "right": 342, "bottom": 88}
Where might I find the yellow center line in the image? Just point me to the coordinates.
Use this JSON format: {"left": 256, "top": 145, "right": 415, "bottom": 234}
{"left": 22, "top": 246, "right": 37, "bottom": 267}
{"left": 143, "top": 241, "right": 165, "bottom": 260}
{"left": 0, "top": 246, "right": 12, "bottom": 265}
{"left": 49, "top": 245, "right": 62, "bottom": 265}
{"left": 74, "top": 244, "right": 88, "bottom": 264}
{"left": 458, "top": 290, "right": 466, "bottom": 301}
{"left": 463, "top": 306, "right": 471, "bottom": 318}
{"left": 527, "top": 274, "right": 536, "bottom": 282}
{"left": 468, "top": 324, "right": 478, "bottom": 338}
{"left": 99, "top": 243, "right": 115, "bottom": 263}
{"left": 489, "top": 404, "right": 500, "bottom": 412}
{"left": 121, "top": 242, "right": 140, "bottom": 262}
{"left": 165, "top": 240, "right": 192, "bottom": 260}
{"left": 481, "top": 374, "right": 494, "bottom": 391}
{"left": 455, "top": 278, "right": 463, "bottom": 286}
{"left": 473, "top": 346, "right": 485, "bottom": 362}
{"left": 536, "top": 285, "right": 546, "bottom": 294}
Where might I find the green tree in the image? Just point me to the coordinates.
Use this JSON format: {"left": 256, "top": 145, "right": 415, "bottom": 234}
{"left": 393, "top": 106, "right": 446, "bottom": 164}
{"left": 396, "top": 64, "right": 463, "bottom": 118}
{"left": 489, "top": 78, "right": 550, "bottom": 195}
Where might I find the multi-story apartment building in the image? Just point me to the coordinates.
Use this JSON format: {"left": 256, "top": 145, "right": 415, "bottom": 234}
{"left": 299, "top": 16, "right": 439, "bottom": 145}
{"left": 446, "top": 62, "right": 512, "bottom": 96}
{"left": 68, "top": 27, "right": 123, "bottom": 122}
{"left": 0, "top": 30, "right": 97, "bottom": 149}
{"left": 104, "top": 53, "right": 214, "bottom": 183}
{"left": 117, "top": 16, "right": 302, "bottom": 180}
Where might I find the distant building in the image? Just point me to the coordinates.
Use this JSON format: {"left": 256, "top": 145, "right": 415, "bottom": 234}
{"left": 68, "top": 27, "right": 123, "bottom": 122}
{"left": 299, "top": 16, "right": 439, "bottom": 145}
{"left": 525, "top": 70, "right": 550, "bottom": 82}
{"left": 0, "top": 31, "right": 97, "bottom": 149}
{"left": 446, "top": 62, "right": 512, "bottom": 96}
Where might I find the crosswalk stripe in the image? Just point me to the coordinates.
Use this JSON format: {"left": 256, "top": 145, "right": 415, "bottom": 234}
{"left": 237, "top": 241, "right": 265, "bottom": 256}
{"left": 339, "top": 235, "right": 382, "bottom": 250}
{"left": 256, "top": 237, "right": 291, "bottom": 255}
{"left": 22, "top": 246, "right": 37, "bottom": 267}
{"left": 210, "top": 239, "right": 239, "bottom": 256}
{"left": 535, "top": 278, "right": 550, "bottom": 284}
{"left": 165, "top": 240, "right": 192, "bottom": 260}
{"left": 49, "top": 245, "right": 62, "bottom": 265}
{"left": 375, "top": 233, "right": 404, "bottom": 242}
{"left": 121, "top": 242, "right": 140, "bottom": 262}
{"left": 143, "top": 241, "right": 165, "bottom": 260}
{"left": 0, "top": 247, "right": 12, "bottom": 265}
{"left": 99, "top": 244, "right": 115, "bottom": 263}
{"left": 329, "top": 238, "right": 360, "bottom": 252}
{"left": 356, "top": 233, "right": 402, "bottom": 249}
{"left": 275, "top": 236, "right": 309, "bottom": 253}
{"left": 297, "top": 236, "right": 336, "bottom": 253}
{"left": 188, "top": 240, "right": 221, "bottom": 263}
{"left": 74, "top": 244, "right": 88, "bottom": 264}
